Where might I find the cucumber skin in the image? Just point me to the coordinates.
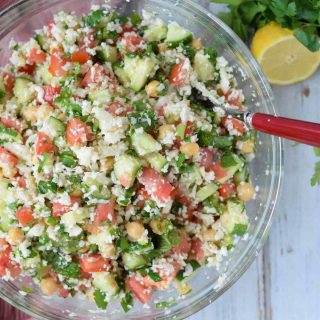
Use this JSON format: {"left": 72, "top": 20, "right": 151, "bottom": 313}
{"left": 122, "top": 252, "right": 147, "bottom": 270}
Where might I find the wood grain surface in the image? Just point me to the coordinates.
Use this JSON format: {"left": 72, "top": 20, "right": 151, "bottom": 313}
{"left": 1, "top": 1, "right": 320, "bottom": 320}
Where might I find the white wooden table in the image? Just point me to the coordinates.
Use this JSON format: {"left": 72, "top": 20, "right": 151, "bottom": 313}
{"left": 191, "top": 2, "right": 320, "bottom": 320}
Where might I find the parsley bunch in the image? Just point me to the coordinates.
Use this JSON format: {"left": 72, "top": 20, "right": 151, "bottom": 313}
{"left": 211, "top": 0, "right": 320, "bottom": 52}
{"left": 311, "top": 147, "right": 320, "bottom": 186}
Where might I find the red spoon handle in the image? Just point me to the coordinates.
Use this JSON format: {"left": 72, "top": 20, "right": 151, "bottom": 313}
{"left": 250, "top": 113, "right": 320, "bottom": 147}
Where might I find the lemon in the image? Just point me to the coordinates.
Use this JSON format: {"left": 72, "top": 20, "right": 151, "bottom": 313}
{"left": 251, "top": 22, "right": 320, "bottom": 85}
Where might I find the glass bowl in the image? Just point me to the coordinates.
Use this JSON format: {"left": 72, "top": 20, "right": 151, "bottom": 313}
{"left": 0, "top": 0, "right": 283, "bottom": 319}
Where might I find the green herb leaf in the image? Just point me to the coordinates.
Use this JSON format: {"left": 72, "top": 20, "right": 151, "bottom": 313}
{"left": 314, "top": 147, "right": 320, "bottom": 157}
{"left": 232, "top": 223, "right": 248, "bottom": 235}
{"left": 294, "top": 29, "right": 320, "bottom": 52}
{"left": 155, "top": 298, "right": 176, "bottom": 309}
{"left": 128, "top": 109, "right": 156, "bottom": 131}
{"left": 131, "top": 11, "right": 142, "bottom": 26}
{"left": 311, "top": 161, "right": 320, "bottom": 186}
{"left": 94, "top": 289, "right": 108, "bottom": 310}
{"left": 38, "top": 180, "right": 58, "bottom": 194}
{"left": 204, "top": 47, "right": 217, "bottom": 65}
{"left": 121, "top": 292, "right": 133, "bottom": 313}
{"left": 60, "top": 150, "right": 77, "bottom": 168}
{"left": 0, "top": 89, "right": 5, "bottom": 99}
{"left": 221, "top": 153, "right": 238, "bottom": 167}
{"left": 148, "top": 270, "right": 162, "bottom": 282}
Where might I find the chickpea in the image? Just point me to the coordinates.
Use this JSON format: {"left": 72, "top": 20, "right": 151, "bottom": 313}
{"left": 158, "top": 124, "right": 175, "bottom": 141}
{"left": 39, "top": 266, "right": 53, "bottom": 278}
{"left": 101, "top": 244, "right": 116, "bottom": 258}
{"left": 201, "top": 228, "right": 216, "bottom": 242}
{"left": 192, "top": 37, "right": 203, "bottom": 50}
{"left": 22, "top": 104, "right": 53, "bottom": 123}
{"left": 239, "top": 139, "right": 255, "bottom": 154}
{"left": 126, "top": 221, "right": 145, "bottom": 240}
{"left": 149, "top": 219, "right": 168, "bottom": 235}
{"left": 101, "top": 157, "right": 114, "bottom": 174}
{"left": 180, "top": 142, "right": 200, "bottom": 158}
{"left": 40, "top": 278, "right": 59, "bottom": 296}
{"left": 146, "top": 80, "right": 161, "bottom": 97}
{"left": 237, "top": 182, "right": 255, "bottom": 201}
{"left": 7, "top": 227, "right": 24, "bottom": 245}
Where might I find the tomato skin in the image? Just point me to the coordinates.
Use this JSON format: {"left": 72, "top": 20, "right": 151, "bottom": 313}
{"left": 52, "top": 196, "right": 81, "bottom": 218}
{"left": 119, "top": 32, "right": 144, "bottom": 53}
{"left": 0, "top": 115, "right": 23, "bottom": 133}
{"left": 0, "top": 241, "right": 21, "bottom": 278}
{"left": 18, "top": 63, "right": 36, "bottom": 76}
{"left": 197, "top": 148, "right": 217, "bottom": 172}
{"left": 79, "top": 33, "right": 95, "bottom": 49}
{"left": 219, "top": 182, "right": 236, "bottom": 198}
{"left": 29, "top": 47, "right": 47, "bottom": 63}
{"left": 80, "top": 254, "right": 110, "bottom": 273}
{"left": 221, "top": 116, "right": 246, "bottom": 134}
{"left": 16, "top": 175, "right": 27, "bottom": 189}
{"left": 107, "top": 102, "right": 132, "bottom": 116}
{"left": 35, "top": 132, "right": 55, "bottom": 155}
{"left": 58, "top": 287, "right": 70, "bottom": 298}
{"left": 66, "top": 118, "right": 92, "bottom": 146}
{"left": 94, "top": 201, "right": 116, "bottom": 226}
{"left": 16, "top": 207, "right": 34, "bottom": 227}
{"left": 169, "top": 59, "right": 189, "bottom": 85}
{"left": 2, "top": 72, "right": 15, "bottom": 93}
{"left": 136, "top": 187, "right": 152, "bottom": 208}
{"left": 138, "top": 167, "right": 175, "bottom": 204}
{"left": 212, "top": 159, "right": 228, "bottom": 181}
{"left": 224, "top": 89, "right": 244, "bottom": 109}
{"left": 0, "top": 146, "right": 18, "bottom": 166}
{"left": 49, "top": 49, "right": 70, "bottom": 77}
{"left": 171, "top": 232, "right": 191, "bottom": 255}
{"left": 127, "top": 276, "right": 152, "bottom": 304}
{"left": 40, "top": 85, "right": 61, "bottom": 105}
{"left": 189, "top": 238, "right": 205, "bottom": 263}
{"left": 81, "top": 64, "right": 104, "bottom": 87}
{"left": 71, "top": 51, "right": 90, "bottom": 64}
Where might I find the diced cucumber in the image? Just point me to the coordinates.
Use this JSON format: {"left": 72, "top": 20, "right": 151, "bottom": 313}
{"left": 233, "top": 164, "right": 249, "bottom": 184}
{"left": 96, "top": 45, "right": 118, "bottom": 63}
{"left": 82, "top": 172, "right": 110, "bottom": 200}
{"left": 114, "top": 154, "right": 140, "bottom": 188}
{"left": 114, "top": 64, "right": 130, "bottom": 86}
{"left": 35, "top": 34, "right": 49, "bottom": 52}
{"left": 176, "top": 123, "right": 186, "bottom": 140}
{"left": 223, "top": 234, "right": 234, "bottom": 250}
{"left": 61, "top": 208, "right": 90, "bottom": 226}
{"left": 165, "top": 22, "right": 192, "bottom": 46}
{"left": 87, "top": 227, "right": 112, "bottom": 248}
{"left": 218, "top": 154, "right": 244, "bottom": 184}
{"left": 145, "top": 152, "right": 167, "bottom": 172}
{"left": 13, "top": 78, "right": 35, "bottom": 104}
{"left": 220, "top": 200, "right": 248, "bottom": 235}
{"left": 179, "top": 164, "right": 202, "bottom": 188}
{"left": 194, "top": 51, "right": 215, "bottom": 82}
{"left": 24, "top": 251, "right": 41, "bottom": 269}
{"left": 38, "top": 152, "right": 54, "bottom": 173}
{"left": 144, "top": 26, "right": 168, "bottom": 42}
{"left": 122, "top": 252, "right": 147, "bottom": 270}
{"left": 36, "top": 64, "right": 53, "bottom": 85}
{"left": 0, "top": 178, "right": 10, "bottom": 202}
{"left": 93, "top": 272, "right": 119, "bottom": 296}
{"left": 88, "top": 89, "right": 111, "bottom": 105}
{"left": 46, "top": 116, "right": 65, "bottom": 138}
{"left": 123, "top": 56, "right": 156, "bottom": 92}
{"left": 0, "top": 124, "right": 22, "bottom": 143}
{"left": 196, "top": 183, "right": 219, "bottom": 202}
{"left": 0, "top": 180, "right": 12, "bottom": 231}
{"left": 131, "top": 131, "right": 161, "bottom": 156}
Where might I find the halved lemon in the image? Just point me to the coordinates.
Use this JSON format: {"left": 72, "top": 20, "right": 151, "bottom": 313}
{"left": 251, "top": 22, "right": 320, "bottom": 85}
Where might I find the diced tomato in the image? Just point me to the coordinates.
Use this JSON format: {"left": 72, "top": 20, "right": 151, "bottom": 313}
{"left": 219, "top": 182, "right": 236, "bottom": 198}
{"left": 6, "top": 262, "right": 21, "bottom": 278}
{"left": 49, "top": 48, "right": 70, "bottom": 77}
{"left": 121, "top": 25, "right": 136, "bottom": 33}
{"left": 80, "top": 269, "right": 92, "bottom": 280}
{"left": 81, "top": 63, "right": 104, "bottom": 87}
{"left": 2, "top": 72, "right": 15, "bottom": 93}
{"left": 197, "top": 148, "right": 217, "bottom": 172}
{"left": 173, "top": 186, "right": 195, "bottom": 208}
{"left": 107, "top": 102, "right": 132, "bottom": 116}
{"left": 94, "top": 201, "right": 116, "bottom": 226}
{"left": 119, "top": 32, "right": 144, "bottom": 53}
{"left": 40, "top": 85, "right": 61, "bottom": 105}
{"left": 71, "top": 51, "right": 90, "bottom": 64}
{"left": 212, "top": 159, "right": 228, "bottom": 181}
{"left": 189, "top": 238, "right": 205, "bottom": 263}
{"left": 35, "top": 132, "right": 55, "bottom": 155}
{"left": 158, "top": 104, "right": 166, "bottom": 117}
{"left": 0, "top": 242, "right": 21, "bottom": 278}
{"left": 16, "top": 175, "right": 27, "bottom": 189}
{"left": 80, "top": 254, "right": 110, "bottom": 273}
{"left": 52, "top": 196, "right": 81, "bottom": 218}
{"left": 224, "top": 89, "right": 244, "bottom": 109}
{"left": 0, "top": 146, "right": 18, "bottom": 166}
{"left": 0, "top": 115, "right": 24, "bottom": 133}
{"left": 66, "top": 118, "right": 92, "bottom": 146}
{"left": 221, "top": 116, "right": 246, "bottom": 135}
{"left": 138, "top": 167, "right": 175, "bottom": 204}
{"left": 127, "top": 276, "right": 152, "bottom": 304}
{"left": 171, "top": 232, "right": 191, "bottom": 255}
{"left": 136, "top": 187, "right": 152, "bottom": 208}
{"left": 58, "top": 287, "right": 70, "bottom": 298}
{"left": 169, "top": 59, "right": 189, "bottom": 85}
{"left": 79, "top": 33, "right": 95, "bottom": 49}
{"left": 0, "top": 244, "right": 11, "bottom": 266}
{"left": 18, "top": 63, "right": 36, "bottom": 76}
{"left": 29, "top": 47, "right": 47, "bottom": 63}
{"left": 16, "top": 207, "right": 34, "bottom": 227}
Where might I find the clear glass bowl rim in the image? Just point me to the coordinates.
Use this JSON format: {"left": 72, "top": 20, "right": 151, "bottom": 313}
{"left": 0, "top": 0, "right": 283, "bottom": 319}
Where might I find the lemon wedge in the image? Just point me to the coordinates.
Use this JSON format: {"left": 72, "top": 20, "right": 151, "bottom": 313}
{"left": 251, "top": 22, "right": 320, "bottom": 85}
